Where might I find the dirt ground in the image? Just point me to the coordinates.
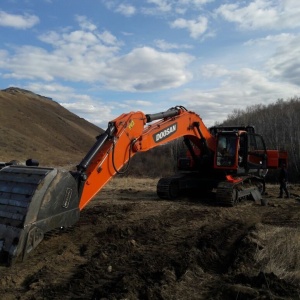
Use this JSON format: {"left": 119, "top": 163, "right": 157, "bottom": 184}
{"left": 1, "top": 177, "right": 300, "bottom": 300}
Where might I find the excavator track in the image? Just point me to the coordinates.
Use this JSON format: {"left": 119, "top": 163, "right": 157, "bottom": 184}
{"left": 216, "top": 176, "right": 264, "bottom": 207}
{"left": 216, "top": 181, "right": 240, "bottom": 206}
{"left": 157, "top": 176, "right": 182, "bottom": 200}
{"left": 157, "top": 174, "right": 264, "bottom": 206}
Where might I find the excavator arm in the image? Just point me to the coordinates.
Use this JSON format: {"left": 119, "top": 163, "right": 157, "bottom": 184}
{"left": 0, "top": 106, "right": 215, "bottom": 264}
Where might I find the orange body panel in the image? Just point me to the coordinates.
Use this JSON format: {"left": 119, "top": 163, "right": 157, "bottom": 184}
{"left": 226, "top": 175, "right": 242, "bottom": 183}
{"left": 266, "top": 150, "right": 288, "bottom": 169}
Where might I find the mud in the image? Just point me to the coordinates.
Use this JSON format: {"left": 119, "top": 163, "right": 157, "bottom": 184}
{"left": 1, "top": 178, "right": 300, "bottom": 300}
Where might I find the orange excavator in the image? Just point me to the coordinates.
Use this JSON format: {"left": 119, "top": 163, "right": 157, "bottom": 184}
{"left": 0, "top": 106, "right": 287, "bottom": 264}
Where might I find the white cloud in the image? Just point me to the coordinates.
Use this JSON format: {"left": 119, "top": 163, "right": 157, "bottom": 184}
{"left": 65, "top": 30, "right": 99, "bottom": 45}
{"left": 1, "top": 19, "right": 193, "bottom": 92}
{"left": 61, "top": 101, "right": 114, "bottom": 129}
{"left": 75, "top": 15, "right": 97, "bottom": 31}
{"left": 200, "top": 64, "right": 229, "bottom": 78}
{"left": 26, "top": 82, "right": 74, "bottom": 94}
{"left": 125, "top": 100, "right": 153, "bottom": 107}
{"left": 101, "top": 0, "right": 116, "bottom": 10}
{"left": 235, "top": 32, "right": 300, "bottom": 87}
{"left": 176, "top": 0, "right": 214, "bottom": 10}
{"left": 170, "top": 16, "right": 208, "bottom": 39}
{"left": 145, "top": 0, "right": 172, "bottom": 13}
{"left": 115, "top": 4, "right": 136, "bottom": 17}
{"left": 174, "top": 67, "right": 300, "bottom": 126}
{"left": 216, "top": 0, "right": 300, "bottom": 30}
{"left": 103, "top": 0, "right": 163, "bottom": 16}
{"left": 191, "top": 0, "right": 213, "bottom": 4}
{"left": 61, "top": 102, "right": 98, "bottom": 114}
{"left": 97, "top": 30, "right": 120, "bottom": 45}
{"left": 265, "top": 35, "right": 300, "bottom": 86}
{"left": 104, "top": 0, "right": 213, "bottom": 16}
{"left": 154, "top": 39, "right": 193, "bottom": 51}
{"left": 0, "top": 11, "right": 39, "bottom": 29}
{"left": 142, "top": 0, "right": 213, "bottom": 15}
{"left": 2, "top": 22, "right": 121, "bottom": 82}
{"left": 102, "top": 47, "right": 193, "bottom": 91}
{"left": 245, "top": 33, "right": 296, "bottom": 46}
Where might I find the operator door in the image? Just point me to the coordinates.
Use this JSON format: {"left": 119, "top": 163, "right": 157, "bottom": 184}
{"left": 246, "top": 133, "right": 267, "bottom": 170}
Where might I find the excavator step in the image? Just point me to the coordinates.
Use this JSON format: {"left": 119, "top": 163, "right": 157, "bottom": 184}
{"left": 0, "top": 165, "right": 80, "bottom": 265}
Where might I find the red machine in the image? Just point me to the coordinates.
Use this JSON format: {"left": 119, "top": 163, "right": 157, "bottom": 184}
{"left": 0, "top": 106, "right": 287, "bottom": 264}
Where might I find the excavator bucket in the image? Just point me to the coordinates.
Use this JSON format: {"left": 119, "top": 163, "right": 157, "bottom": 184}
{"left": 0, "top": 165, "right": 80, "bottom": 265}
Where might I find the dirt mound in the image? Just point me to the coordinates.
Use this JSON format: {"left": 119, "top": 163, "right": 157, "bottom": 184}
{"left": 0, "top": 178, "right": 299, "bottom": 299}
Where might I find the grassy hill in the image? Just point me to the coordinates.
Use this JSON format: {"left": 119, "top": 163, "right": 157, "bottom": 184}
{"left": 0, "top": 87, "right": 103, "bottom": 167}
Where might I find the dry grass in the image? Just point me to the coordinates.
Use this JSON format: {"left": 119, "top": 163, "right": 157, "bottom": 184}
{"left": 255, "top": 223, "right": 300, "bottom": 284}
{"left": 110, "top": 176, "right": 158, "bottom": 190}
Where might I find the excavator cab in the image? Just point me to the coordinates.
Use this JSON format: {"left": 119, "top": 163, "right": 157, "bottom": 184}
{"left": 214, "top": 128, "right": 268, "bottom": 174}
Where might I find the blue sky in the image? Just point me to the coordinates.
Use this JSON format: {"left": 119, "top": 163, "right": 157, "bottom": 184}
{"left": 0, "top": 0, "right": 299, "bottom": 129}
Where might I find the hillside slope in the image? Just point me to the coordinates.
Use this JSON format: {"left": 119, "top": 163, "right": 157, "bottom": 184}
{"left": 0, "top": 87, "right": 102, "bottom": 166}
